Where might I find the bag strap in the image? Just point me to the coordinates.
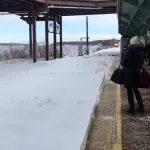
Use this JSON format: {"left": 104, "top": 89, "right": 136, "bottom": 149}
{"left": 119, "top": 58, "right": 123, "bottom": 69}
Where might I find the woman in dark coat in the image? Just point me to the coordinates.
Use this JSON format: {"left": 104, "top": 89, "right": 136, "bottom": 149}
{"left": 121, "top": 36, "right": 144, "bottom": 114}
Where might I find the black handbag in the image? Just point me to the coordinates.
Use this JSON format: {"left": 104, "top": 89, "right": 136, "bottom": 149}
{"left": 110, "top": 65, "right": 124, "bottom": 85}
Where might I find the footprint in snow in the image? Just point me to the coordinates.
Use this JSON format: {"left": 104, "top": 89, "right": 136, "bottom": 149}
{"left": 37, "top": 98, "right": 56, "bottom": 107}
{"left": 10, "top": 97, "right": 15, "bottom": 101}
{"left": 34, "top": 96, "right": 39, "bottom": 100}
{"left": 76, "top": 100, "right": 90, "bottom": 105}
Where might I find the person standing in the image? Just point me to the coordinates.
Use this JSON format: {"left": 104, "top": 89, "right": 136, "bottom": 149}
{"left": 121, "top": 36, "right": 144, "bottom": 114}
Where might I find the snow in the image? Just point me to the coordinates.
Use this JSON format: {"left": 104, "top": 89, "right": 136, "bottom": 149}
{"left": 61, "top": 45, "right": 79, "bottom": 56}
{"left": 0, "top": 44, "right": 100, "bottom": 56}
{"left": 0, "top": 44, "right": 113, "bottom": 61}
{"left": 0, "top": 47, "right": 120, "bottom": 150}
{"left": 58, "top": 44, "right": 101, "bottom": 57}
{"left": 0, "top": 45, "right": 26, "bottom": 53}
{"left": 89, "top": 47, "right": 120, "bottom": 57}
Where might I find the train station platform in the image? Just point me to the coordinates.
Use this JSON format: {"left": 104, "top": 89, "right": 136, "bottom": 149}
{"left": 85, "top": 60, "right": 150, "bottom": 150}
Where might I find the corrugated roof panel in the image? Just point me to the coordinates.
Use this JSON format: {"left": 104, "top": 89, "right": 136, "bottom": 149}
{"left": 118, "top": 0, "right": 150, "bottom": 36}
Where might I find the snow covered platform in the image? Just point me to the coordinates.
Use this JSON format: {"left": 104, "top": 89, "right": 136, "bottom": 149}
{"left": 0, "top": 48, "right": 120, "bottom": 150}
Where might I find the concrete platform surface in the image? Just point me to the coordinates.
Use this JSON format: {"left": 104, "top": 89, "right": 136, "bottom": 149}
{"left": 85, "top": 60, "right": 150, "bottom": 150}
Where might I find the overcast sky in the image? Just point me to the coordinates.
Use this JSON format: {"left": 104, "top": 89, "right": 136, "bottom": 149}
{"left": 0, "top": 14, "right": 121, "bottom": 43}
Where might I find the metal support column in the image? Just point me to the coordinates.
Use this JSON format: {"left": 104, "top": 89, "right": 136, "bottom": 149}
{"left": 32, "top": 15, "right": 37, "bottom": 63}
{"left": 53, "top": 13, "right": 57, "bottom": 59}
{"left": 29, "top": 15, "right": 33, "bottom": 58}
{"left": 45, "top": 13, "right": 49, "bottom": 61}
{"left": 120, "top": 36, "right": 130, "bottom": 52}
{"left": 86, "top": 16, "right": 89, "bottom": 55}
{"left": 60, "top": 15, "right": 63, "bottom": 58}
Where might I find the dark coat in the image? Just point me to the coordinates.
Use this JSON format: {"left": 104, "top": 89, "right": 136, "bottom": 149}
{"left": 121, "top": 44, "right": 144, "bottom": 88}
{"left": 146, "top": 44, "right": 150, "bottom": 57}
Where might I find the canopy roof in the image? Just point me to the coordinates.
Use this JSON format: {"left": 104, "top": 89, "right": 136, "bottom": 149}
{"left": 0, "top": 0, "right": 46, "bottom": 13}
{"left": 38, "top": 0, "right": 116, "bottom": 8}
{"left": 0, "top": 0, "right": 116, "bottom": 15}
{"left": 118, "top": 0, "right": 150, "bottom": 37}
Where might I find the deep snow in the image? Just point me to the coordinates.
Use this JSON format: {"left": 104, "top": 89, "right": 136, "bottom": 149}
{"left": 0, "top": 44, "right": 101, "bottom": 56}
{"left": 0, "top": 48, "right": 120, "bottom": 150}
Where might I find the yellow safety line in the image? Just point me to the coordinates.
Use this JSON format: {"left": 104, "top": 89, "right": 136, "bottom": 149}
{"left": 113, "top": 84, "right": 122, "bottom": 150}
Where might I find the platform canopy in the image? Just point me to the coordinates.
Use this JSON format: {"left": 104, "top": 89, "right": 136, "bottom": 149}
{"left": 37, "top": 0, "right": 117, "bottom": 8}
{"left": 0, "top": 0, "right": 48, "bottom": 13}
{"left": 118, "top": 0, "right": 150, "bottom": 37}
{"left": 0, "top": 0, "right": 117, "bottom": 15}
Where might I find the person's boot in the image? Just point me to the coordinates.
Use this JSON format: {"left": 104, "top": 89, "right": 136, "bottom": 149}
{"left": 136, "top": 98, "right": 144, "bottom": 112}
{"left": 136, "top": 106, "right": 144, "bottom": 112}
{"left": 127, "top": 108, "right": 135, "bottom": 114}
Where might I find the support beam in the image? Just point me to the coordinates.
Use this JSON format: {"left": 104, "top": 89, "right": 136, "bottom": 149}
{"left": 0, "top": 5, "right": 29, "bottom": 12}
{"left": 53, "top": 13, "right": 57, "bottom": 59}
{"left": 29, "top": 15, "right": 33, "bottom": 58}
{"left": 32, "top": 15, "right": 37, "bottom": 63}
{"left": 86, "top": 16, "right": 89, "bottom": 55}
{"left": 34, "top": 3, "right": 48, "bottom": 15}
{"left": 120, "top": 36, "right": 130, "bottom": 51}
{"left": 46, "top": 0, "right": 117, "bottom": 7}
{"left": 60, "top": 15, "right": 63, "bottom": 58}
{"left": 45, "top": 13, "right": 49, "bottom": 61}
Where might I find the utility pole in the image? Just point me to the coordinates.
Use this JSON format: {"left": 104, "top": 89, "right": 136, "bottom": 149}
{"left": 86, "top": 16, "right": 89, "bottom": 55}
